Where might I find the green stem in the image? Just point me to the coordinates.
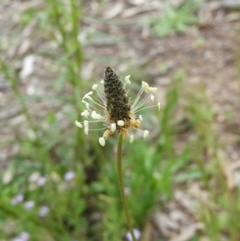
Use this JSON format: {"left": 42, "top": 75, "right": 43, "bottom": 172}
{"left": 116, "top": 134, "right": 136, "bottom": 241}
{"left": 0, "top": 60, "right": 37, "bottom": 137}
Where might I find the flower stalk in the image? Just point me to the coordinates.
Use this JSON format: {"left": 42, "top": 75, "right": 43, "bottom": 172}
{"left": 117, "top": 134, "right": 136, "bottom": 241}
{"left": 75, "top": 67, "right": 160, "bottom": 240}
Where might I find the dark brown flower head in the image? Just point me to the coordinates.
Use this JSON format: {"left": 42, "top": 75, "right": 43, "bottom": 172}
{"left": 104, "top": 67, "right": 131, "bottom": 123}
{"left": 75, "top": 67, "right": 160, "bottom": 146}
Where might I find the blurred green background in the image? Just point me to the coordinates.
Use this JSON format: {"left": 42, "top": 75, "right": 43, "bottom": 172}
{"left": 1, "top": 0, "right": 240, "bottom": 240}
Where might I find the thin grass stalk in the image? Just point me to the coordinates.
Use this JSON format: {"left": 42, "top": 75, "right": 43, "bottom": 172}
{"left": 47, "top": 0, "right": 87, "bottom": 161}
{"left": 116, "top": 134, "right": 136, "bottom": 241}
{"left": 0, "top": 60, "right": 37, "bottom": 136}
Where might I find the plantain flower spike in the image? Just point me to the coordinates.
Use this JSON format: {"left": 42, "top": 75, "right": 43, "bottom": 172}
{"left": 75, "top": 67, "right": 160, "bottom": 146}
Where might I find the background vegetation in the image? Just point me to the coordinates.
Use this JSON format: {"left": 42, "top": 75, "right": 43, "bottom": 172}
{"left": 1, "top": 0, "right": 240, "bottom": 240}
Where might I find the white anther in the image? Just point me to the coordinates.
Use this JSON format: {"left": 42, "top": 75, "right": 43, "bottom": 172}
{"left": 85, "top": 95, "right": 93, "bottom": 101}
{"left": 129, "top": 135, "right": 134, "bottom": 143}
{"left": 111, "top": 123, "right": 116, "bottom": 132}
{"left": 125, "top": 75, "right": 131, "bottom": 84}
{"left": 139, "top": 115, "right": 143, "bottom": 121}
{"left": 85, "top": 103, "right": 90, "bottom": 110}
{"left": 91, "top": 111, "right": 98, "bottom": 119}
{"left": 149, "top": 87, "right": 158, "bottom": 92}
{"left": 92, "top": 84, "right": 98, "bottom": 90}
{"left": 99, "top": 137, "right": 105, "bottom": 146}
{"left": 82, "top": 91, "right": 93, "bottom": 100}
{"left": 95, "top": 113, "right": 102, "bottom": 119}
{"left": 150, "top": 95, "right": 154, "bottom": 101}
{"left": 84, "top": 127, "right": 88, "bottom": 135}
{"left": 158, "top": 102, "right": 161, "bottom": 111}
{"left": 117, "top": 120, "right": 125, "bottom": 126}
{"left": 75, "top": 121, "right": 83, "bottom": 128}
{"left": 81, "top": 110, "right": 90, "bottom": 117}
{"left": 143, "top": 130, "right": 149, "bottom": 139}
{"left": 142, "top": 81, "right": 150, "bottom": 93}
{"left": 84, "top": 120, "right": 88, "bottom": 127}
{"left": 82, "top": 100, "right": 90, "bottom": 110}
{"left": 84, "top": 120, "right": 89, "bottom": 135}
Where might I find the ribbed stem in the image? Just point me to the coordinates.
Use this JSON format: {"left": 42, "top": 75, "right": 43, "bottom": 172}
{"left": 116, "top": 134, "right": 136, "bottom": 241}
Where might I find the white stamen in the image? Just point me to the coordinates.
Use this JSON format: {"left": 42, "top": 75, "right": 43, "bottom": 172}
{"left": 149, "top": 87, "right": 158, "bottom": 92}
{"left": 143, "top": 130, "right": 149, "bottom": 138}
{"left": 82, "top": 101, "right": 90, "bottom": 111}
{"left": 84, "top": 120, "right": 89, "bottom": 135}
{"left": 158, "top": 102, "right": 161, "bottom": 111}
{"left": 125, "top": 75, "right": 131, "bottom": 84}
{"left": 95, "top": 113, "right": 102, "bottom": 119}
{"left": 139, "top": 115, "right": 143, "bottom": 121}
{"left": 85, "top": 95, "right": 93, "bottom": 101}
{"left": 100, "top": 80, "right": 104, "bottom": 84}
{"left": 111, "top": 123, "right": 116, "bottom": 132}
{"left": 91, "top": 111, "right": 96, "bottom": 118}
{"left": 82, "top": 91, "right": 93, "bottom": 100}
{"left": 99, "top": 137, "right": 105, "bottom": 146}
{"left": 84, "top": 120, "right": 88, "bottom": 127}
{"left": 81, "top": 110, "right": 90, "bottom": 117}
{"left": 91, "top": 111, "right": 102, "bottom": 119}
{"left": 75, "top": 121, "right": 83, "bottom": 128}
{"left": 129, "top": 135, "right": 134, "bottom": 143}
{"left": 92, "top": 84, "right": 98, "bottom": 90}
{"left": 142, "top": 81, "right": 150, "bottom": 93}
{"left": 150, "top": 95, "right": 154, "bottom": 101}
{"left": 117, "top": 120, "right": 125, "bottom": 126}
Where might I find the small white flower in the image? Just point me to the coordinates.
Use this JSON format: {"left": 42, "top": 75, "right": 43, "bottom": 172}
{"left": 36, "top": 177, "right": 47, "bottom": 186}
{"left": 126, "top": 228, "right": 141, "bottom": 241}
{"left": 64, "top": 171, "right": 75, "bottom": 181}
{"left": 143, "top": 130, "right": 149, "bottom": 139}
{"left": 117, "top": 120, "right": 125, "bottom": 126}
{"left": 12, "top": 238, "right": 23, "bottom": 241}
{"left": 19, "top": 231, "right": 30, "bottom": 241}
{"left": 29, "top": 172, "right": 41, "bottom": 183}
{"left": 15, "top": 194, "right": 24, "bottom": 202}
{"left": 99, "top": 137, "right": 105, "bottom": 146}
{"left": 2, "top": 169, "right": 13, "bottom": 184}
{"left": 38, "top": 206, "right": 50, "bottom": 217}
{"left": 12, "top": 231, "right": 30, "bottom": 241}
{"left": 11, "top": 194, "right": 24, "bottom": 205}
{"left": 24, "top": 201, "right": 35, "bottom": 211}
{"left": 124, "top": 187, "right": 130, "bottom": 195}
